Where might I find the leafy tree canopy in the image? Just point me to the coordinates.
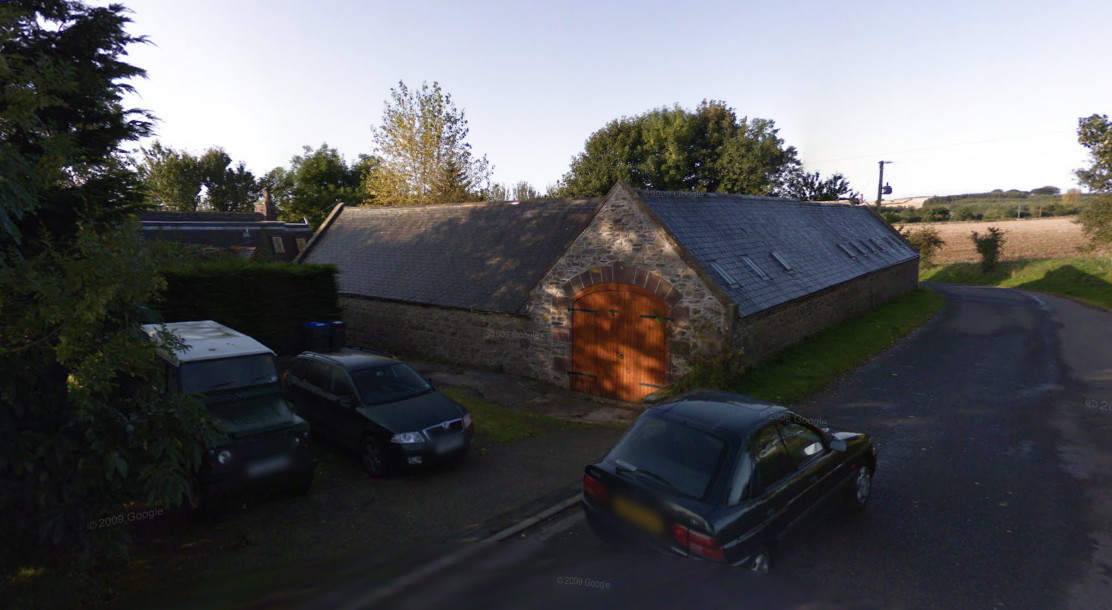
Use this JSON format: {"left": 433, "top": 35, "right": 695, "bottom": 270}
{"left": 482, "top": 180, "right": 541, "bottom": 201}
{"left": 1076, "top": 114, "right": 1112, "bottom": 193}
{"left": 137, "top": 141, "right": 261, "bottom": 213}
{"left": 1077, "top": 194, "right": 1112, "bottom": 249}
{"left": 266, "top": 143, "right": 374, "bottom": 227}
{"left": 555, "top": 100, "right": 799, "bottom": 197}
{"left": 364, "top": 81, "right": 492, "bottom": 206}
{"left": 0, "top": 0, "right": 221, "bottom": 577}
{"left": 779, "top": 170, "right": 862, "bottom": 202}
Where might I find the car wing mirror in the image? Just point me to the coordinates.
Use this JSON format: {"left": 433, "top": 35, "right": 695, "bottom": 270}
{"left": 829, "top": 438, "right": 847, "bottom": 453}
{"left": 338, "top": 396, "right": 354, "bottom": 408}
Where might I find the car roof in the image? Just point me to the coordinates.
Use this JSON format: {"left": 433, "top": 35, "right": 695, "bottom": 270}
{"left": 141, "top": 320, "right": 273, "bottom": 364}
{"left": 297, "top": 348, "right": 399, "bottom": 371}
{"left": 650, "top": 390, "right": 788, "bottom": 437}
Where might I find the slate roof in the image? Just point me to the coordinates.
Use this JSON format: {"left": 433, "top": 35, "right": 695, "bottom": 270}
{"left": 139, "top": 212, "right": 313, "bottom": 262}
{"left": 301, "top": 199, "right": 603, "bottom": 313}
{"left": 636, "top": 190, "right": 918, "bottom": 317}
{"left": 138, "top": 211, "right": 265, "bottom": 222}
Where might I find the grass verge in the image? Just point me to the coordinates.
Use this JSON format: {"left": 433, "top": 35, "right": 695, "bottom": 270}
{"left": 668, "top": 288, "right": 945, "bottom": 405}
{"left": 439, "top": 387, "right": 590, "bottom": 445}
{"left": 921, "top": 256, "right": 1112, "bottom": 311}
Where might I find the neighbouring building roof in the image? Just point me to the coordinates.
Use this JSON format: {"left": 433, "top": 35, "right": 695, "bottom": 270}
{"left": 138, "top": 211, "right": 313, "bottom": 262}
{"left": 138, "top": 211, "right": 266, "bottom": 222}
{"left": 636, "top": 190, "right": 918, "bottom": 317}
{"left": 301, "top": 199, "right": 603, "bottom": 313}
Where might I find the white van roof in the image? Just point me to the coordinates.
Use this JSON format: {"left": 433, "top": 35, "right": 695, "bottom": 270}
{"left": 141, "top": 320, "right": 274, "bottom": 364}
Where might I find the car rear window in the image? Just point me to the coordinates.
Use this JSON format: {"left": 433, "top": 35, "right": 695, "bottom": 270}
{"left": 606, "top": 415, "right": 727, "bottom": 499}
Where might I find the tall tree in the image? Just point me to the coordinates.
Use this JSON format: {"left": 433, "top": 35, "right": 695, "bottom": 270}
{"left": 364, "top": 81, "right": 492, "bottom": 206}
{"left": 482, "top": 180, "right": 540, "bottom": 201}
{"left": 556, "top": 100, "right": 799, "bottom": 197}
{"left": 779, "top": 170, "right": 862, "bottom": 202}
{"left": 1076, "top": 114, "right": 1112, "bottom": 193}
{"left": 267, "top": 143, "right": 372, "bottom": 227}
{"left": 0, "top": 0, "right": 221, "bottom": 577}
{"left": 197, "top": 147, "right": 261, "bottom": 212}
{"left": 137, "top": 142, "right": 260, "bottom": 212}
{"left": 136, "top": 141, "right": 203, "bottom": 211}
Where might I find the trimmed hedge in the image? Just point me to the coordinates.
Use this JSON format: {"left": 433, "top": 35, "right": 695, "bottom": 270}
{"left": 154, "top": 260, "right": 341, "bottom": 356}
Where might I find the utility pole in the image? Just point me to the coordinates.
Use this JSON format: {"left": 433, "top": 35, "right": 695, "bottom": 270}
{"left": 876, "top": 160, "right": 893, "bottom": 208}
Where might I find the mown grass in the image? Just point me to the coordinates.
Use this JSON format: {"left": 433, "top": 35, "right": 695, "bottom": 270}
{"left": 439, "top": 387, "right": 590, "bottom": 445}
{"left": 668, "top": 288, "right": 945, "bottom": 405}
{"left": 922, "top": 256, "right": 1112, "bottom": 312}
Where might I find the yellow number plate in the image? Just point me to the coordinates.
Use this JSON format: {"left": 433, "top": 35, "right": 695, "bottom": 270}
{"left": 611, "top": 495, "right": 664, "bottom": 535}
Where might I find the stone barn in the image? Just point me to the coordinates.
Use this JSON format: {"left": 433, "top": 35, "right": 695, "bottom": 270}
{"left": 299, "top": 182, "right": 919, "bottom": 402}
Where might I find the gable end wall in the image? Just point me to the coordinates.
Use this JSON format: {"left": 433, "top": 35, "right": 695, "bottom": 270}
{"left": 528, "top": 186, "right": 730, "bottom": 387}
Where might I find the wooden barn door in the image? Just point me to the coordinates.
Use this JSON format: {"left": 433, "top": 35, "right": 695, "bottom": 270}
{"left": 570, "top": 283, "right": 669, "bottom": 402}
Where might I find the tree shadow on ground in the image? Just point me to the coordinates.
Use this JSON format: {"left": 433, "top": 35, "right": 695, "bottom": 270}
{"left": 1014, "top": 264, "right": 1112, "bottom": 309}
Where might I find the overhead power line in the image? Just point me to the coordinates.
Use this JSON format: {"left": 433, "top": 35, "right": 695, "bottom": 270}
{"left": 814, "top": 130, "right": 1072, "bottom": 164}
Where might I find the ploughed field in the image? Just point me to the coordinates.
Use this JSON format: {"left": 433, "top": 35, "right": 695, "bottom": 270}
{"left": 912, "top": 217, "right": 1087, "bottom": 263}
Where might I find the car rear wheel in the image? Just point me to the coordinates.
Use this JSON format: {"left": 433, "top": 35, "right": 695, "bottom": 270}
{"left": 361, "top": 436, "right": 389, "bottom": 477}
{"left": 748, "top": 546, "right": 771, "bottom": 573}
{"left": 847, "top": 464, "right": 872, "bottom": 511}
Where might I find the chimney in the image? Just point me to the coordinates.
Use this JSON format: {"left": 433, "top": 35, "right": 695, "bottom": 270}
{"left": 255, "top": 187, "right": 277, "bottom": 221}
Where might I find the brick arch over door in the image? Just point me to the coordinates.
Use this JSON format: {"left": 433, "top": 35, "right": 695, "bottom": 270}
{"left": 558, "top": 264, "right": 683, "bottom": 306}
{"left": 566, "top": 280, "right": 674, "bottom": 402}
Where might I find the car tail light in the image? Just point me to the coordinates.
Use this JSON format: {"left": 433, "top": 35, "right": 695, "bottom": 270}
{"left": 583, "top": 473, "right": 607, "bottom": 502}
{"left": 670, "top": 523, "right": 724, "bottom": 560}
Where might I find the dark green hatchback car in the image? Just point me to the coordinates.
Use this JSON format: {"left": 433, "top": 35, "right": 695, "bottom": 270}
{"left": 282, "top": 349, "right": 474, "bottom": 476}
{"left": 582, "top": 390, "right": 876, "bottom": 572}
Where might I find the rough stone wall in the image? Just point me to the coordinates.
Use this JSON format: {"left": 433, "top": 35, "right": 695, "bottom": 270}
{"left": 528, "top": 185, "right": 731, "bottom": 387}
{"left": 733, "top": 257, "right": 920, "bottom": 363}
{"left": 340, "top": 296, "right": 546, "bottom": 376}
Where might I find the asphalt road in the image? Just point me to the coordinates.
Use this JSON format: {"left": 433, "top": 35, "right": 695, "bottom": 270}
{"left": 361, "top": 284, "right": 1112, "bottom": 610}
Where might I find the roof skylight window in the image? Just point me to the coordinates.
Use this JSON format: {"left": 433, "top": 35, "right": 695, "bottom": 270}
{"left": 741, "top": 256, "right": 771, "bottom": 281}
{"left": 708, "top": 261, "right": 741, "bottom": 288}
{"left": 770, "top": 250, "right": 793, "bottom": 271}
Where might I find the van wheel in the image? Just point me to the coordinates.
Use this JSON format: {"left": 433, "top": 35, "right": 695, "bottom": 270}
{"left": 184, "top": 480, "right": 215, "bottom": 521}
{"left": 360, "top": 436, "right": 389, "bottom": 477}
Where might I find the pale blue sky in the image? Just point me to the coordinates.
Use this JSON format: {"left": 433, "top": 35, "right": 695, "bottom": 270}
{"left": 114, "top": 0, "right": 1110, "bottom": 198}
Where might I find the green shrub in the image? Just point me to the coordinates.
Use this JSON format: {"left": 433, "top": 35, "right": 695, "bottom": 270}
{"left": 955, "top": 207, "right": 979, "bottom": 221}
{"left": 900, "top": 226, "right": 946, "bottom": 267}
{"left": 926, "top": 207, "right": 951, "bottom": 222}
{"left": 971, "top": 226, "right": 1006, "bottom": 273}
{"left": 155, "top": 260, "right": 341, "bottom": 355}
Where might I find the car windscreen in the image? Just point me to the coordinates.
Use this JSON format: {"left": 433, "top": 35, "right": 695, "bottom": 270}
{"left": 179, "top": 354, "right": 278, "bottom": 395}
{"left": 606, "top": 414, "right": 728, "bottom": 500}
{"left": 351, "top": 363, "right": 432, "bottom": 405}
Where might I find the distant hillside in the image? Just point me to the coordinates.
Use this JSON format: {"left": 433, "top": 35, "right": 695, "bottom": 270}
{"left": 880, "top": 187, "right": 1093, "bottom": 224}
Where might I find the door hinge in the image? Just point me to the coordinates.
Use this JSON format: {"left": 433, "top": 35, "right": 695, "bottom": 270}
{"left": 567, "top": 371, "right": 597, "bottom": 378}
{"left": 568, "top": 307, "right": 598, "bottom": 313}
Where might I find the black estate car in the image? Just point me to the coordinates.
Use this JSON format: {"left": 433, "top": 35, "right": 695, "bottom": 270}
{"left": 581, "top": 390, "right": 876, "bottom": 572}
{"left": 282, "top": 349, "right": 474, "bottom": 476}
